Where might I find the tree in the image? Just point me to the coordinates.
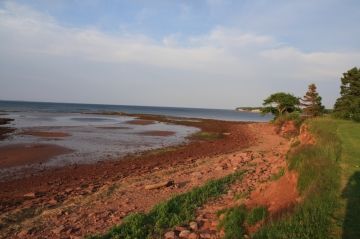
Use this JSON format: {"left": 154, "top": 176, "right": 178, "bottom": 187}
{"left": 300, "top": 83, "right": 324, "bottom": 118}
{"left": 261, "top": 92, "right": 300, "bottom": 117}
{"left": 334, "top": 67, "right": 360, "bottom": 122}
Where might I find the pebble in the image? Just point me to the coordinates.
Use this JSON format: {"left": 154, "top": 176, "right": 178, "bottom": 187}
{"left": 179, "top": 230, "right": 191, "bottom": 238}
{"left": 164, "top": 231, "right": 176, "bottom": 239}
{"left": 189, "top": 221, "right": 198, "bottom": 231}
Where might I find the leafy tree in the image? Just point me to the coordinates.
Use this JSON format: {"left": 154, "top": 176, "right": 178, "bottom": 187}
{"left": 300, "top": 83, "right": 324, "bottom": 118}
{"left": 334, "top": 67, "right": 360, "bottom": 122}
{"left": 261, "top": 92, "right": 300, "bottom": 117}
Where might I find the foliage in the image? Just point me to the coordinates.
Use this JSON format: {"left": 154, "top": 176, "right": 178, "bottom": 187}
{"left": 300, "top": 83, "right": 324, "bottom": 118}
{"left": 261, "top": 92, "right": 300, "bottom": 118}
{"left": 273, "top": 111, "right": 303, "bottom": 129}
{"left": 334, "top": 67, "right": 360, "bottom": 122}
{"left": 218, "top": 205, "right": 248, "bottom": 239}
{"left": 87, "top": 171, "right": 245, "bottom": 239}
{"left": 247, "top": 206, "right": 269, "bottom": 225}
{"left": 270, "top": 167, "right": 285, "bottom": 181}
{"left": 253, "top": 118, "right": 342, "bottom": 239}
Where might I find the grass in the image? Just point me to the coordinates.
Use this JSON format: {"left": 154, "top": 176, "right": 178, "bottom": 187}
{"left": 253, "top": 118, "right": 342, "bottom": 239}
{"left": 191, "top": 131, "right": 223, "bottom": 141}
{"left": 252, "top": 118, "right": 360, "bottom": 239}
{"left": 269, "top": 167, "right": 285, "bottom": 181}
{"left": 88, "top": 170, "right": 245, "bottom": 239}
{"left": 217, "top": 205, "right": 268, "bottom": 239}
{"left": 336, "top": 121, "right": 360, "bottom": 238}
{"left": 218, "top": 205, "right": 248, "bottom": 239}
{"left": 247, "top": 206, "right": 268, "bottom": 226}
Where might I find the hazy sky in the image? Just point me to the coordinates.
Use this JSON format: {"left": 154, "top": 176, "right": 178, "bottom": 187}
{"left": 1, "top": 0, "right": 360, "bottom": 109}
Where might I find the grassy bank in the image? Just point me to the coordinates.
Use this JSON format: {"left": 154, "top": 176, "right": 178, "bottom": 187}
{"left": 253, "top": 118, "right": 360, "bottom": 239}
{"left": 88, "top": 170, "right": 245, "bottom": 239}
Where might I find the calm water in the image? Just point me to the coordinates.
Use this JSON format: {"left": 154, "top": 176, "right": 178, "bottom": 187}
{"left": 0, "top": 100, "right": 272, "bottom": 122}
{"left": 0, "top": 100, "right": 270, "bottom": 177}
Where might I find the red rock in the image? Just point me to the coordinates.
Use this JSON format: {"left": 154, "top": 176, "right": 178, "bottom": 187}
{"left": 179, "top": 230, "right": 191, "bottom": 238}
{"left": 23, "top": 192, "right": 36, "bottom": 198}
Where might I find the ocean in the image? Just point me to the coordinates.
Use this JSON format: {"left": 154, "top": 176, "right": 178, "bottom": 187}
{"left": 0, "top": 100, "right": 272, "bottom": 122}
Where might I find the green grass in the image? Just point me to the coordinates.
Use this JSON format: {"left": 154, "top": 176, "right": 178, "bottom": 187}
{"left": 336, "top": 121, "right": 360, "bottom": 238}
{"left": 247, "top": 206, "right": 268, "bottom": 226}
{"left": 191, "top": 131, "right": 223, "bottom": 141}
{"left": 254, "top": 118, "right": 342, "bottom": 239}
{"left": 218, "top": 205, "right": 248, "bottom": 239}
{"left": 88, "top": 170, "right": 245, "bottom": 239}
{"left": 217, "top": 205, "right": 268, "bottom": 239}
{"left": 269, "top": 167, "right": 285, "bottom": 181}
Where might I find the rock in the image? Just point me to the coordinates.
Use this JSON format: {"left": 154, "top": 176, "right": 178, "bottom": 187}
{"left": 48, "top": 199, "right": 58, "bottom": 205}
{"left": 199, "top": 233, "right": 211, "bottom": 238}
{"left": 175, "top": 226, "right": 188, "bottom": 231}
{"left": 17, "top": 229, "right": 29, "bottom": 237}
{"left": 23, "top": 192, "right": 36, "bottom": 198}
{"left": 179, "top": 230, "right": 191, "bottom": 238}
{"left": 144, "top": 180, "right": 174, "bottom": 190}
{"left": 164, "top": 231, "right": 176, "bottom": 239}
{"left": 189, "top": 221, "right": 198, "bottom": 231}
{"left": 51, "top": 225, "right": 66, "bottom": 235}
{"left": 188, "top": 233, "right": 199, "bottom": 239}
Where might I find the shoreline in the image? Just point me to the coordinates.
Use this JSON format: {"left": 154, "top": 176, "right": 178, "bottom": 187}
{"left": 0, "top": 113, "right": 290, "bottom": 239}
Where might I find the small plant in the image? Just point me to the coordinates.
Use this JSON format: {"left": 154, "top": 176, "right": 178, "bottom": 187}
{"left": 270, "top": 168, "right": 285, "bottom": 181}
{"left": 218, "top": 205, "right": 248, "bottom": 239}
{"left": 247, "top": 206, "right": 268, "bottom": 225}
{"left": 192, "top": 131, "right": 223, "bottom": 141}
{"left": 88, "top": 171, "right": 245, "bottom": 239}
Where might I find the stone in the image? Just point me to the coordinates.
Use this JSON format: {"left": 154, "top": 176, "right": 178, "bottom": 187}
{"left": 144, "top": 180, "right": 174, "bottom": 190}
{"left": 164, "top": 231, "right": 176, "bottom": 239}
{"left": 179, "top": 230, "right": 191, "bottom": 238}
{"left": 189, "top": 221, "right": 198, "bottom": 231}
{"left": 188, "top": 233, "right": 199, "bottom": 239}
{"left": 23, "top": 192, "right": 36, "bottom": 198}
{"left": 199, "top": 233, "right": 211, "bottom": 238}
{"left": 51, "top": 225, "right": 66, "bottom": 235}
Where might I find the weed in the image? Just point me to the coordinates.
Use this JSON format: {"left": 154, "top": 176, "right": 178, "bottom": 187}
{"left": 270, "top": 168, "right": 285, "bottom": 181}
{"left": 247, "top": 206, "right": 268, "bottom": 225}
{"left": 88, "top": 170, "right": 245, "bottom": 239}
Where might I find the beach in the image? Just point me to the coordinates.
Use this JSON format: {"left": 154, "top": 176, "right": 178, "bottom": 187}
{"left": 0, "top": 111, "right": 299, "bottom": 239}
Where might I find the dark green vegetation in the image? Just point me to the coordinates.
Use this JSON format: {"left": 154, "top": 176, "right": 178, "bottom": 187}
{"left": 334, "top": 67, "right": 360, "bottom": 122}
{"left": 247, "top": 206, "right": 268, "bottom": 226}
{"left": 218, "top": 205, "right": 248, "bottom": 239}
{"left": 300, "top": 83, "right": 324, "bottom": 118}
{"left": 269, "top": 167, "right": 285, "bottom": 181}
{"left": 88, "top": 171, "right": 245, "bottom": 239}
{"left": 261, "top": 92, "right": 300, "bottom": 117}
{"left": 191, "top": 131, "right": 223, "bottom": 141}
{"left": 217, "top": 205, "right": 268, "bottom": 239}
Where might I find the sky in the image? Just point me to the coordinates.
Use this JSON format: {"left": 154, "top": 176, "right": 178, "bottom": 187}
{"left": 1, "top": 0, "right": 360, "bottom": 109}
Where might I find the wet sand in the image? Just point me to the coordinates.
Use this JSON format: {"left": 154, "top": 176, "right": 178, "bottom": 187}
{"left": 137, "top": 130, "right": 176, "bottom": 136}
{"left": 20, "top": 131, "right": 71, "bottom": 138}
{"left": 125, "top": 119, "right": 155, "bottom": 125}
{"left": 0, "top": 144, "right": 73, "bottom": 169}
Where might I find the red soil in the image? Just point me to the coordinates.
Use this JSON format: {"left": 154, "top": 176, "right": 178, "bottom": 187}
{"left": 0, "top": 144, "right": 72, "bottom": 169}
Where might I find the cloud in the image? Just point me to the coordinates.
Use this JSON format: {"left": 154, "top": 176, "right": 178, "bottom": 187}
{"left": 0, "top": 1, "right": 359, "bottom": 108}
